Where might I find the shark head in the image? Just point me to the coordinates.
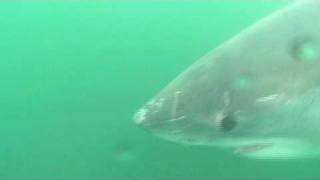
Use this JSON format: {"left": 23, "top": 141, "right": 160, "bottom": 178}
{"left": 134, "top": 0, "right": 320, "bottom": 159}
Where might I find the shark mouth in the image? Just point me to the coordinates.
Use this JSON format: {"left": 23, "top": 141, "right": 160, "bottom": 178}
{"left": 215, "top": 137, "right": 320, "bottom": 159}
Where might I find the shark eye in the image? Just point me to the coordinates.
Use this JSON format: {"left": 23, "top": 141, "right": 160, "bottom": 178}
{"left": 220, "top": 114, "right": 237, "bottom": 132}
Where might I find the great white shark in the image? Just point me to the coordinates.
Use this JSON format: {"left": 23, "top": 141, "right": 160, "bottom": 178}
{"left": 134, "top": 0, "right": 320, "bottom": 159}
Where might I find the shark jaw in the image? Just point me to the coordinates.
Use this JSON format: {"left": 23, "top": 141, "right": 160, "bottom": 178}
{"left": 213, "top": 137, "right": 320, "bottom": 159}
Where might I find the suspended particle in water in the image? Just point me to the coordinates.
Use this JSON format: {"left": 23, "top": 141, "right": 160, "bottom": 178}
{"left": 114, "top": 142, "right": 135, "bottom": 163}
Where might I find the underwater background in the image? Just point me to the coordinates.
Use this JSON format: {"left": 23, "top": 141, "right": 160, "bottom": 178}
{"left": 0, "top": 1, "right": 320, "bottom": 179}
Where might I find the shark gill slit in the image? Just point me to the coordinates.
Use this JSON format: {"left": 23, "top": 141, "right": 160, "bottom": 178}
{"left": 171, "top": 90, "right": 182, "bottom": 119}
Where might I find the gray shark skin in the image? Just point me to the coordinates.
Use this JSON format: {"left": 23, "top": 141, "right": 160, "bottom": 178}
{"left": 134, "top": 0, "right": 320, "bottom": 159}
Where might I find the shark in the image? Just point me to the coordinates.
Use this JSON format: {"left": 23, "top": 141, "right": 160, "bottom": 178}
{"left": 134, "top": 0, "right": 320, "bottom": 159}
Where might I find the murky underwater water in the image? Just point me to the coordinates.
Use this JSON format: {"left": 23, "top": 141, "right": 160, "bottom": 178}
{"left": 1, "top": 1, "right": 320, "bottom": 179}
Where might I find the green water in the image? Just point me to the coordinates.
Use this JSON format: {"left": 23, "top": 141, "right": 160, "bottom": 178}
{"left": 1, "top": 2, "right": 319, "bottom": 179}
